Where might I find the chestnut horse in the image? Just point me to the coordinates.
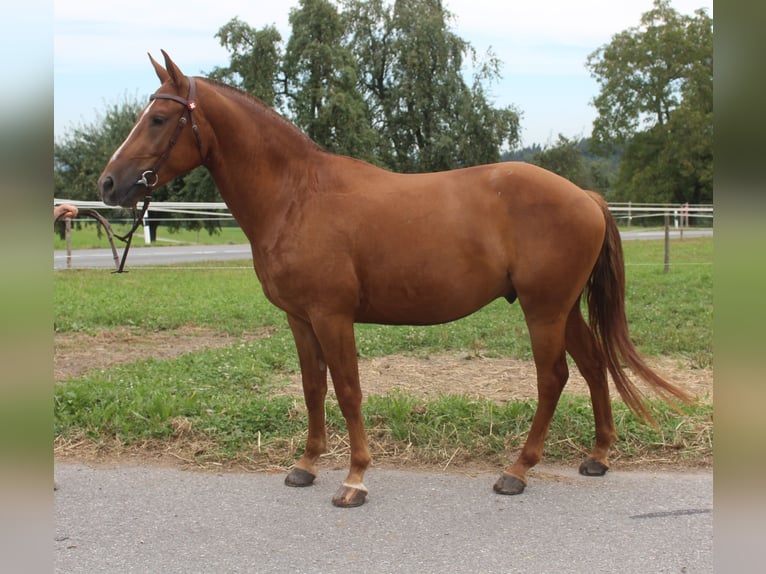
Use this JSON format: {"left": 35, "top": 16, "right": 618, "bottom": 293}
{"left": 98, "top": 51, "right": 690, "bottom": 507}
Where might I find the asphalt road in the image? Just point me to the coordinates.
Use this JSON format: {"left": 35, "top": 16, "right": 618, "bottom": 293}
{"left": 54, "top": 462, "right": 712, "bottom": 573}
{"left": 53, "top": 243, "right": 254, "bottom": 270}
{"left": 53, "top": 229, "right": 712, "bottom": 270}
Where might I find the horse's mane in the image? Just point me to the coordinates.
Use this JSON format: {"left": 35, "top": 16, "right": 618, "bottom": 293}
{"left": 202, "top": 78, "right": 321, "bottom": 151}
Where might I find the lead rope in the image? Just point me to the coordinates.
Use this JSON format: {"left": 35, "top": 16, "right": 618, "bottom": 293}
{"left": 112, "top": 195, "right": 153, "bottom": 273}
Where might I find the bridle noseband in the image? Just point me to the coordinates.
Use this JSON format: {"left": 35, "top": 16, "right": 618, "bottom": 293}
{"left": 114, "top": 75, "right": 206, "bottom": 273}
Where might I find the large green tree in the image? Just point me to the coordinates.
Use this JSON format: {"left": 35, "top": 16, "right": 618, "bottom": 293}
{"left": 210, "top": 18, "right": 284, "bottom": 108}
{"left": 214, "top": 0, "right": 519, "bottom": 173}
{"left": 531, "top": 135, "right": 593, "bottom": 190}
{"left": 586, "top": 0, "right": 713, "bottom": 203}
{"left": 344, "top": 0, "right": 519, "bottom": 172}
{"left": 283, "top": 0, "right": 377, "bottom": 159}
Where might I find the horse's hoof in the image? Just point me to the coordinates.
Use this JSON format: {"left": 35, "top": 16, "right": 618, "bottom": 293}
{"left": 493, "top": 472, "right": 527, "bottom": 495}
{"left": 579, "top": 458, "right": 609, "bottom": 477}
{"left": 332, "top": 484, "right": 368, "bottom": 507}
{"left": 285, "top": 467, "right": 316, "bottom": 487}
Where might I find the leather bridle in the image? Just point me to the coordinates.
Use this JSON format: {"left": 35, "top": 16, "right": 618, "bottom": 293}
{"left": 138, "top": 75, "right": 206, "bottom": 189}
{"left": 113, "top": 76, "right": 206, "bottom": 273}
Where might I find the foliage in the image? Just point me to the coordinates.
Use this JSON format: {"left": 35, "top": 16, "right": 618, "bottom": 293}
{"left": 343, "top": 0, "right": 519, "bottom": 171}
{"left": 283, "top": 0, "right": 378, "bottom": 159}
{"left": 213, "top": 0, "right": 520, "bottom": 172}
{"left": 530, "top": 134, "right": 593, "bottom": 190}
{"left": 210, "top": 18, "right": 285, "bottom": 108}
{"left": 511, "top": 137, "right": 619, "bottom": 198}
{"left": 586, "top": 0, "right": 713, "bottom": 204}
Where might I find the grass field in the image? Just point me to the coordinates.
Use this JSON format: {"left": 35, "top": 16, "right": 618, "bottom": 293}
{"left": 54, "top": 237, "right": 713, "bottom": 470}
{"left": 54, "top": 221, "right": 248, "bottom": 250}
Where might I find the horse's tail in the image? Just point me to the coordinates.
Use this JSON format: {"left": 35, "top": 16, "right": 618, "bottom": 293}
{"left": 585, "top": 192, "right": 692, "bottom": 422}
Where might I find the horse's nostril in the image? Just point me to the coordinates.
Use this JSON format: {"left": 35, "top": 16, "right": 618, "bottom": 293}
{"left": 100, "top": 176, "right": 114, "bottom": 198}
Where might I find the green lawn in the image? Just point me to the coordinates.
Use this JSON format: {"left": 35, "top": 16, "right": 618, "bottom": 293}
{"left": 54, "top": 237, "right": 713, "bottom": 469}
{"left": 54, "top": 221, "right": 248, "bottom": 250}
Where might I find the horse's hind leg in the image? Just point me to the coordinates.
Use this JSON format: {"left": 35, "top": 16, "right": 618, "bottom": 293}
{"left": 284, "top": 314, "right": 328, "bottom": 487}
{"left": 494, "top": 318, "right": 569, "bottom": 495}
{"left": 565, "top": 304, "right": 617, "bottom": 476}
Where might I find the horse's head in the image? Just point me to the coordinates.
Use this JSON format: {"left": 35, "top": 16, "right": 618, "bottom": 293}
{"left": 98, "top": 51, "right": 207, "bottom": 207}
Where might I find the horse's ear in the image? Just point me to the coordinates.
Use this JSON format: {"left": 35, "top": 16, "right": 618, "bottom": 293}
{"left": 148, "top": 53, "right": 169, "bottom": 84}
{"left": 160, "top": 49, "right": 185, "bottom": 88}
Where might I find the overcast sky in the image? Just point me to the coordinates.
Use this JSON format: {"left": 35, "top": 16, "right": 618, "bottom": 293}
{"left": 53, "top": 0, "right": 712, "bottom": 147}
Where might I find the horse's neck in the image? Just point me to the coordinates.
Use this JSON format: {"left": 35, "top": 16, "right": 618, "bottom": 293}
{"left": 204, "top": 87, "right": 321, "bottom": 237}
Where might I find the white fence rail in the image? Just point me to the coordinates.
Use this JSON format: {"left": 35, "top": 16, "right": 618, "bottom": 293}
{"left": 608, "top": 202, "right": 714, "bottom": 226}
{"left": 55, "top": 199, "right": 714, "bottom": 221}
{"left": 54, "top": 198, "right": 713, "bottom": 245}
{"left": 54, "top": 199, "right": 712, "bottom": 271}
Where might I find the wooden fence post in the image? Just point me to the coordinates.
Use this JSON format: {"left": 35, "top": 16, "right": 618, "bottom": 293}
{"left": 65, "top": 218, "right": 72, "bottom": 269}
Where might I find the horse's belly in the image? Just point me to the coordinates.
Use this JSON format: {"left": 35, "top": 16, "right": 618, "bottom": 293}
{"left": 355, "top": 304, "right": 493, "bottom": 326}
{"left": 355, "top": 267, "right": 510, "bottom": 325}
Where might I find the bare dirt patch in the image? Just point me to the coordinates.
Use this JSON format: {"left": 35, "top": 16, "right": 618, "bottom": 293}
{"left": 54, "top": 328, "right": 712, "bottom": 472}
{"left": 321, "top": 354, "right": 712, "bottom": 404}
{"left": 55, "top": 328, "right": 713, "bottom": 403}
{"left": 54, "top": 326, "right": 273, "bottom": 382}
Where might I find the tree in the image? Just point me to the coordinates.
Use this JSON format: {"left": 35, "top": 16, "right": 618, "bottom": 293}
{"left": 211, "top": 18, "right": 284, "bottom": 108}
{"left": 383, "top": 0, "right": 472, "bottom": 171}
{"left": 283, "top": 0, "right": 377, "bottom": 159}
{"left": 531, "top": 134, "right": 592, "bottom": 190}
{"left": 344, "top": 0, "right": 519, "bottom": 172}
{"left": 215, "top": 0, "right": 520, "bottom": 173}
{"left": 586, "top": 0, "right": 712, "bottom": 203}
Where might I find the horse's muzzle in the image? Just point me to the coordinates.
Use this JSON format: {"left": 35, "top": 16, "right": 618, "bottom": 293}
{"left": 99, "top": 174, "right": 144, "bottom": 207}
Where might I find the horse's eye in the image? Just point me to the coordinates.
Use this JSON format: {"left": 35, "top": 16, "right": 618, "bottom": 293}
{"left": 151, "top": 116, "right": 166, "bottom": 127}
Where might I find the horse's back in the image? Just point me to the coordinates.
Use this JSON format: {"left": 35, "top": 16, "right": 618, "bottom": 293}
{"left": 350, "top": 160, "right": 606, "bottom": 264}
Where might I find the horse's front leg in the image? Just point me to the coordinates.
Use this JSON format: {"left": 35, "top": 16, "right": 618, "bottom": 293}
{"left": 284, "top": 315, "right": 328, "bottom": 488}
{"left": 311, "top": 314, "right": 371, "bottom": 507}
